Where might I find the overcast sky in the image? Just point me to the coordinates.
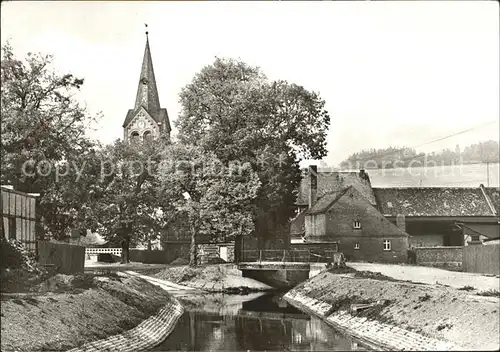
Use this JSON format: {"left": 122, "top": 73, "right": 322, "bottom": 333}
{"left": 1, "top": 1, "right": 498, "bottom": 166}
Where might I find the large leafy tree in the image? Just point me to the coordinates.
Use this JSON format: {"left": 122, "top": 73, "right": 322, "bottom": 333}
{"left": 176, "top": 58, "right": 330, "bottom": 247}
{"left": 50, "top": 136, "right": 172, "bottom": 260}
{"left": 158, "top": 142, "right": 261, "bottom": 266}
{"left": 1, "top": 43, "right": 99, "bottom": 239}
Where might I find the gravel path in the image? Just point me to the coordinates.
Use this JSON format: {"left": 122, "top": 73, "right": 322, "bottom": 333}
{"left": 123, "top": 271, "right": 199, "bottom": 292}
{"left": 347, "top": 262, "right": 500, "bottom": 291}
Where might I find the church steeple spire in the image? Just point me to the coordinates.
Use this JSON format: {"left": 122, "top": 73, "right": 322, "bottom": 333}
{"left": 134, "top": 27, "right": 160, "bottom": 113}
{"left": 123, "top": 26, "right": 171, "bottom": 142}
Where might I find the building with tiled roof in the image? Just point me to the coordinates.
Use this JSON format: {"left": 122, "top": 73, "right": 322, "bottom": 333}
{"left": 297, "top": 184, "right": 409, "bottom": 263}
{"left": 373, "top": 187, "right": 496, "bottom": 217}
{"left": 296, "top": 168, "right": 376, "bottom": 206}
{"left": 123, "top": 32, "right": 171, "bottom": 143}
{"left": 484, "top": 187, "right": 500, "bottom": 215}
{"left": 372, "top": 185, "right": 499, "bottom": 246}
{"left": 291, "top": 165, "right": 499, "bottom": 255}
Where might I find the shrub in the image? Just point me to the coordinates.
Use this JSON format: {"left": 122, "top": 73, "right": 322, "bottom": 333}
{"left": 477, "top": 289, "right": 500, "bottom": 297}
{"left": 0, "top": 237, "right": 43, "bottom": 275}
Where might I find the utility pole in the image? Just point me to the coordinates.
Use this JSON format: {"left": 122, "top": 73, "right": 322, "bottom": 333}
{"left": 486, "top": 162, "right": 490, "bottom": 187}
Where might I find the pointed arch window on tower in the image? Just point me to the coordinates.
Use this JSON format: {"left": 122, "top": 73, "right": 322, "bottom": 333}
{"left": 130, "top": 131, "right": 140, "bottom": 144}
{"left": 143, "top": 130, "right": 153, "bottom": 143}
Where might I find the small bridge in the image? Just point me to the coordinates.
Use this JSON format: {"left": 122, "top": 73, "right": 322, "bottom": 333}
{"left": 238, "top": 250, "right": 336, "bottom": 288}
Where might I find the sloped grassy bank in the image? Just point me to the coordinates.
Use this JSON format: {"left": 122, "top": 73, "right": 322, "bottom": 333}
{"left": 148, "top": 264, "right": 273, "bottom": 293}
{"left": 1, "top": 272, "right": 183, "bottom": 352}
{"left": 284, "top": 270, "right": 499, "bottom": 351}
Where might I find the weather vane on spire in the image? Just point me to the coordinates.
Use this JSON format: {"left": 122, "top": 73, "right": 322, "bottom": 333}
{"left": 145, "top": 23, "right": 148, "bottom": 36}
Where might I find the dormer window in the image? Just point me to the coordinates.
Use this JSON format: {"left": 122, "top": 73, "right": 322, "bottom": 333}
{"left": 353, "top": 221, "right": 361, "bottom": 229}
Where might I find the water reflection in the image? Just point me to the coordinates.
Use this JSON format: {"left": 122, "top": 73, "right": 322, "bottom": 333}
{"left": 152, "top": 293, "right": 368, "bottom": 351}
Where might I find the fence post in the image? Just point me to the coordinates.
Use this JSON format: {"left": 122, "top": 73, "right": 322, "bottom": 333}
{"left": 259, "top": 250, "right": 262, "bottom": 263}
{"left": 282, "top": 249, "right": 286, "bottom": 262}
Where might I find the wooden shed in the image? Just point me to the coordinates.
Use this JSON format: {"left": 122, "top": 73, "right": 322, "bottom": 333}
{"left": 1, "top": 185, "right": 37, "bottom": 251}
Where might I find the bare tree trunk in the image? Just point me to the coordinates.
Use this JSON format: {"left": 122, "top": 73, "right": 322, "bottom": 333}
{"left": 189, "top": 221, "right": 197, "bottom": 267}
{"left": 121, "top": 230, "right": 131, "bottom": 264}
{"left": 121, "top": 237, "right": 130, "bottom": 264}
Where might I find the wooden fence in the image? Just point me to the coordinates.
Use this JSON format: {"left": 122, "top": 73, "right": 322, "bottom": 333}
{"left": 1, "top": 187, "right": 37, "bottom": 252}
{"left": 462, "top": 244, "right": 500, "bottom": 275}
{"left": 38, "top": 241, "right": 85, "bottom": 274}
{"left": 129, "top": 249, "right": 175, "bottom": 264}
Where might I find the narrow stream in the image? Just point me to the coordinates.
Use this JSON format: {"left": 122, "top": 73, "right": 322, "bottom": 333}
{"left": 151, "top": 292, "right": 369, "bottom": 351}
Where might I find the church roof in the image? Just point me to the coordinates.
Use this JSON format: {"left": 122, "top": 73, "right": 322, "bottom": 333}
{"left": 123, "top": 35, "right": 170, "bottom": 131}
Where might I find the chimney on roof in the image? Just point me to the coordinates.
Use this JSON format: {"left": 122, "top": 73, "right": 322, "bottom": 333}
{"left": 359, "top": 169, "right": 369, "bottom": 181}
{"left": 396, "top": 214, "right": 406, "bottom": 232}
{"left": 308, "top": 165, "right": 318, "bottom": 208}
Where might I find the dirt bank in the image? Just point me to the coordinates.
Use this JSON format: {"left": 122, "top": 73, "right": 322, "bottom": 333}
{"left": 1, "top": 272, "right": 179, "bottom": 352}
{"left": 285, "top": 269, "right": 499, "bottom": 351}
{"left": 150, "top": 264, "right": 272, "bottom": 293}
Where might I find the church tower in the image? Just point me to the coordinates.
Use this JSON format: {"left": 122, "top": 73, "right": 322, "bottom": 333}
{"left": 123, "top": 29, "right": 171, "bottom": 143}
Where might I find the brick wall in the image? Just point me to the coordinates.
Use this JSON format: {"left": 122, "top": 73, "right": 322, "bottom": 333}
{"left": 409, "top": 234, "right": 444, "bottom": 247}
{"left": 339, "top": 236, "right": 408, "bottom": 263}
{"left": 415, "top": 246, "right": 463, "bottom": 268}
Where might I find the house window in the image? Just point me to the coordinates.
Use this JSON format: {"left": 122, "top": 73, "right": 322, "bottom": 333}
{"left": 353, "top": 221, "right": 361, "bottom": 229}
{"left": 354, "top": 242, "right": 360, "bottom": 250}
{"left": 471, "top": 235, "right": 480, "bottom": 242}
{"left": 383, "top": 239, "right": 391, "bottom": 251}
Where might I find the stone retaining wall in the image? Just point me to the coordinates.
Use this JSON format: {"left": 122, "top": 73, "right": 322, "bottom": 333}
{"left": 197, "top": 242, "right": 234, "bottom": 264}
{"left": 284, "top": 291, "right": 458, "bottom": 351}
{"left": 66, "top": 298, "right": 184, "bottom": 352}
{"left": 415, "top": 246, "right": 463, "bottom": 268}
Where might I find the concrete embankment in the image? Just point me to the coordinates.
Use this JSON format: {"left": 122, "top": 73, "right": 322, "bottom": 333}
{"left": 284, "top": 270, "right": 499, "bottom": 351}
{"left": 1, "top": 272, "right": 184, "bottom": 352}
{"left": 67, "top": 296, "right": 183, "bottom": 352}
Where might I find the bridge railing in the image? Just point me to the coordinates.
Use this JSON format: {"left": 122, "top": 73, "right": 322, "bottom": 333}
{"left": 241, "top": 249, "right": 338, "bottom": 263}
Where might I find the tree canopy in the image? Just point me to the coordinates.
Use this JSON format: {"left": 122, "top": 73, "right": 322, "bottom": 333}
{"left": 176, "top": 58, "right": 330, "bottom": 246}
{"left": 1, "top": 43, "right": 100, "bottom": 240}
{"left": 340, "top": 140, "right": 500, "bottom": 170}
{"left": 1, "top": 43, "right": 98, "bottom": 193}
{"left": 158, "top": 142, "right": 261, "bottom": 265}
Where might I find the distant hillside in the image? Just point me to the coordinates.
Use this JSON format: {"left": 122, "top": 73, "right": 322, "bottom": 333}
{"left": 339, "top": 140, "right": 499, "bottom": 169}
